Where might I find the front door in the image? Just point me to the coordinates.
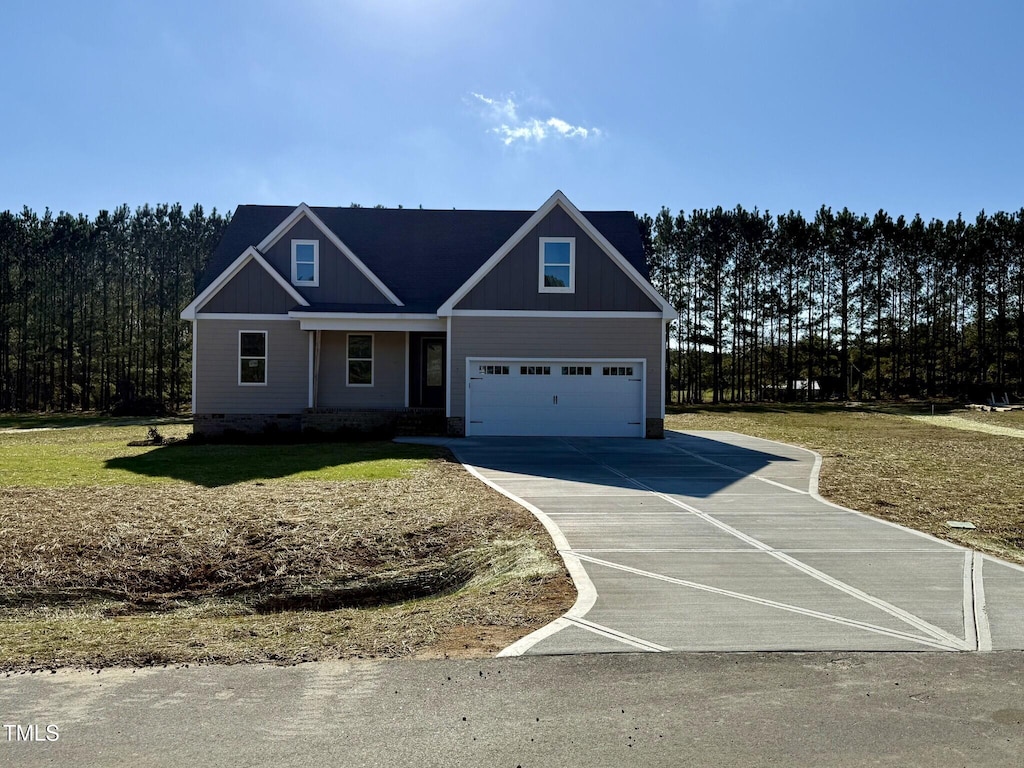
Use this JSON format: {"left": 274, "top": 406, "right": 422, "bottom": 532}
{"left": 420, "top": 338, "right": 446, "bottom": 408}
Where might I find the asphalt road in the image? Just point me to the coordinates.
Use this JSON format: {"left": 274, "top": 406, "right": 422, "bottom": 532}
{"left": 2, "top": 653, "right": 1023, "bottom": 767}
{"left": 445, "top": 432, "right": 1024, "bottom": 655}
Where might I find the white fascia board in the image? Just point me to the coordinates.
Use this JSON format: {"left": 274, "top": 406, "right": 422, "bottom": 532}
{"left": 195, "top": 313, "right": 296, "bottom": 321}
{"left": 288, "top": 311, "right": 439, "bottom": 321}
{"left": 180, "top": 247, "right": 309, "bottom": 320}
{"left": 293, "top": 315, "right": 445, "bottom": 332}
{"left": 449, "top": 310, "right": 665, "bottom": 319}
{"left": 437, "top": 189, "right": 676, "bottom": 318}
{"left": 257, "top": 203, "right": 404, "bottom": 307}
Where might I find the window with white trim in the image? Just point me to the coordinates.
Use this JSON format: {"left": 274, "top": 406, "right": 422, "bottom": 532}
{"left": 539, "top": 237, "right": 575, "bottom": 293}
{"left": 562, "top": 365, "right": 592, "bottom": 376}
{"left": 603, "top": 366, "right": 634, "bottom": 376}
{"left": 478, "top": 365, "right": 509, "bottom": 375}
{"left": 239, "top": 331, "right": 267, "bottom": 385}
{"left": 291, "top": 239, "right": 319, "bottom": 286}
{"left": 347, "top": 334, "right": 373, "bottom": 386}
{"left": 520, "top": 366, "right": 551, "bottom": 375}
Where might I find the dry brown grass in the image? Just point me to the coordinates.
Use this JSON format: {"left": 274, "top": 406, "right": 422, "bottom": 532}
{"left": 666, "top": 405, "right": 1024, "bottom": 566}
{"left": 0, "top": 454, "right": 574, "bottom": 670}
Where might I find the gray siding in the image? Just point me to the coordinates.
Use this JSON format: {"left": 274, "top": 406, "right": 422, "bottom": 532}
{"left": 316, "top": 331, "right": 407, "bottom": 408}
{"left": 455, "top": 205, "right": 658, "bottom": 312}
{"left": 195, "top": 319, "right": 309, "bottom": 414}
{"left": 449, "top": 316, "right": 663, "bottom": 420}
{"left": 262, "top": 216, "right": 394, "bottom": 305}
{"left": 199, "top": 259, "right": 296, "bottom": 314}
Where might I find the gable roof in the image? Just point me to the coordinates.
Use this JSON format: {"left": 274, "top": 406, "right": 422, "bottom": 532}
{"left": 181, "top": 246, "right": 308, "bottom": 320}
{"left": 256, "top": 203, "right": 403, "bottom": 306}
{"left": 194, "top": 199, "right": 654, "bottom": 313}
{"left": 438, "top": 190, "right": 675, "bottom": 316}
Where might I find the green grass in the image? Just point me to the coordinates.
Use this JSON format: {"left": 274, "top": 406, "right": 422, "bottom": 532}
{"left": 0, "top": 412, "right": 191, "bottom": 430}
{"left": 0, "top": 422, "right": 435, "bottom": 487}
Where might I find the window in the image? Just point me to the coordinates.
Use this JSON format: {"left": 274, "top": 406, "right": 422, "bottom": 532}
{"left": 291, "top": 239, "right": 319, "bottom": 286}
{"left": 347, "top": 334, "right": 373, "bottom": 386}
{"left": 239, "top": 331, "right": 267, "bottom": 385}
{"left": 562, "top": 365, "right": 592, "bottom": 376}
{"left": 520, "top": 366, "right": 551, "bottom": 375}
{"left": 603, "top": 366, "right": 634, "bottom": 376}
{"left": 478, "top": 365, "right": 509, "bottom": 375}
{"left": 539, "top": 237, "right": 575, "bottom": 293}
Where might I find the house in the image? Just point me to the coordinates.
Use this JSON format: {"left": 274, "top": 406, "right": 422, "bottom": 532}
{"left": 180, "top": 190, "right": 675, "bottom": 438}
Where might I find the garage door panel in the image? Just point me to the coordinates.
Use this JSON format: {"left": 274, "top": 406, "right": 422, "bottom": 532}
{"left": 468, "top": 359, "right": 643, "bottom": 437}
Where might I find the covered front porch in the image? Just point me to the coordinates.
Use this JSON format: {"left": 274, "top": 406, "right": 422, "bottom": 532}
{"left": 294, "top": 310, "right": 449, "bottom": 429}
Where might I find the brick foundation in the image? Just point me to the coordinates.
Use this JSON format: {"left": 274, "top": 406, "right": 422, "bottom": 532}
{"left": 446, "top": 417, "right": 466, "bottom": 437}
{"left": 645, "top": 418, "right": 665, "bottom": 439}
{"left": 193, "top": 413, "right": 303, "bottom": 436}
{"left": 193, "top": 409, "right": 445, "bottom": 438}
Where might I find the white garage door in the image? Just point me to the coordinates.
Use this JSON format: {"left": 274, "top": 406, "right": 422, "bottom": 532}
{"left": 466, "top": 359, "right": 644, "bottom": 437}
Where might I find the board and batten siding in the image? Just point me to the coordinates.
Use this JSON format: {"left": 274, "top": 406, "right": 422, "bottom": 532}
{"left": 454, "top": 205, "right": 657, "bottom": 312}
{"left": 195, "top": 319, "right": 309, "bottom": 414}
{"left": 199, "top": 259, "right": 296, "bottom": 314}
{"left": 261, "top": 216, "right": 393, "bottom": 305}
{"left": 316, "top": 331, "right": 406, "bottom": 408}
{"left": 450, "top": 316, "right": 662, "bottom": 420}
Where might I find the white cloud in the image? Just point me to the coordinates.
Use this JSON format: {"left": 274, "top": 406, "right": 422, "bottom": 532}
{"left": 470, "top": 93, "right": 600, "bottom": 146}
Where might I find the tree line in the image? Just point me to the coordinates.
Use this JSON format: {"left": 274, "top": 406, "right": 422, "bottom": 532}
{"left": 0, "top": 204, "right": 228, "bottom": 412}
{"left": 637, "top": 206, "right": 1024, "bottom": 403}
{"left": 2, "top": 199, "right": 1021, "bottom": 413}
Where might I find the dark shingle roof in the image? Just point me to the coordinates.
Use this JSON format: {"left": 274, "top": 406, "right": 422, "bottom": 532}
{"left": 199, "top": 205, "right": 648, "bottom": 311}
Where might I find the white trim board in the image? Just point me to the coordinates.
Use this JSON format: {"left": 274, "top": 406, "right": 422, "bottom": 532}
{"left": 257, "top": 203, "right": 403, "bottom": 306}
{"left": 449, "top": 310, "right": 665, "bottom": 319}
{"left": 196, "top": 313, "right": 296, "bottom": 321}
{"left": 180, "top": 247, "right": 309, "bottom": 320}
{"left": 294, "top": 317, "right": 445, "bottom": 332}
{"left": 437, "top": 190, "right": 675, "bottom": 319}
{"left": 191, "top": 320, "right": 197, "bottom": 414}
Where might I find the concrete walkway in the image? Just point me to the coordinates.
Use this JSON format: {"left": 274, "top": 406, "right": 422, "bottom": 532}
{"left": 444, "top": 431, "right": 1024, "bottom": 655}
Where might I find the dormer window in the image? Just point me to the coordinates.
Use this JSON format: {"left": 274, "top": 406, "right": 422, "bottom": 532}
{"left": 291, "top": 239, "right": 319, "bottom": 286}
{"left": 539, "top": 237, "right": 575, "bottom": 293}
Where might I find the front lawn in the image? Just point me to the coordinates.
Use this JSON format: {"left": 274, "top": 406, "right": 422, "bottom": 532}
{"left": 0, "top": 423, "right": 573, "bottom": 670}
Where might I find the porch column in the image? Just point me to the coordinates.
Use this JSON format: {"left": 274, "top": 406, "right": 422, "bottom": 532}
{"left": 307, "top": 331, "right": 314, "bottom": 408}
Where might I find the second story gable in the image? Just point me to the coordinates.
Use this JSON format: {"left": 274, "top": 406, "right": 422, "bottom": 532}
{"left": 258, "top": 212, "right": 396, "bottom": 307}
{"left": 451, "top": 203, "right": 661, "bottom": 313}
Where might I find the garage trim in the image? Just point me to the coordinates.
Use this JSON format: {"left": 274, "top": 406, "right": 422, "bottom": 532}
{"left": 465, "top": 356, "right": 646, "bottom": 438}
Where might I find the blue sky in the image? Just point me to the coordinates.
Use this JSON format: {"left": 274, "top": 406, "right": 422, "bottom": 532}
{"left": 2, "top": 0, "right": 1022, "bottom": 222}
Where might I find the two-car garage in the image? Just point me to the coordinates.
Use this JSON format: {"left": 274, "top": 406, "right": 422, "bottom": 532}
{"left": 466, "top": 359, "right": 645, "bottom": 437}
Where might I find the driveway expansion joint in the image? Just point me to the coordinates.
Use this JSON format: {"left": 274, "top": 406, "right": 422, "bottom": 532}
{"left": 443, "top": 432, "right": 1024, "bottom": 655}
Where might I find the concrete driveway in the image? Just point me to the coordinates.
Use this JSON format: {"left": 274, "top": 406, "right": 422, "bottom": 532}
{"left": 444, "top": 431, "right": 1024, "bottom": 654}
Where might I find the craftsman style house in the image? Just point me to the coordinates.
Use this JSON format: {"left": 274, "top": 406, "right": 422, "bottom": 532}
{"left": 180, "top": 191, "right": 674, "bottom": 438}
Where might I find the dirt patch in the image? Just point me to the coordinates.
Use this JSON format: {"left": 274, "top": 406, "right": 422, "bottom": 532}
{"left": 0, "top": 454, "right": 575, "bottom": 669}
